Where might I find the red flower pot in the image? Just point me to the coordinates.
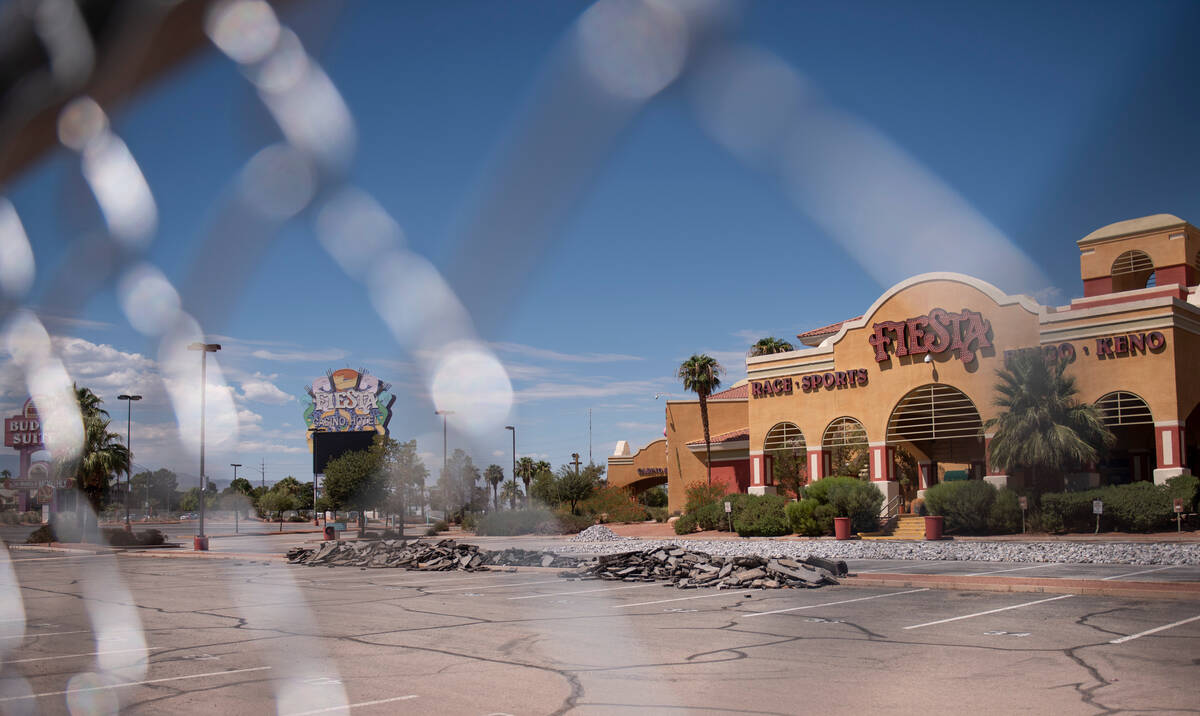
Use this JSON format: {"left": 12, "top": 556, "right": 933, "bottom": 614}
{"left": 193, "top": 536, "right": 209, "bottom": 551}
{"left": 924, "top": 515, "right": 944, "bottom": 540}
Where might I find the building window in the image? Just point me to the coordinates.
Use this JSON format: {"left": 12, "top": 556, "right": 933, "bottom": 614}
{"left": 887, "top": 383, "right": 983, "bottom": 443}
{"left": 1095, "top": 391, "right": 1154, "bottom": 426}
{"left": 822, "top": 417, "right": 868, "bottom": 478}
{"left": 763, "top": 422, "right": 806, "bottom": 452}
{"left": 1111, "top": 250, "right": 1155, "bottom": 292}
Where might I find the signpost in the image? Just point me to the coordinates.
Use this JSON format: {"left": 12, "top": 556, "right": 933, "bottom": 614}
{"left": 1175, "top": 497, "right": 1184, "bottom": 532}
{"left": 1093, "top": 499, "right": 1103, "bottom": 534}
{"left": 1018, "top": 496, "right": 1028, "bottom": 533}
{"left": 724, "top": 501, "right": 732, "bottom": 532}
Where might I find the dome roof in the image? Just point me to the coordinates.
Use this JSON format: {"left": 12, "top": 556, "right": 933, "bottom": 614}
{"left": 1078, "top": 214, "right": 1188, "bottom": 245}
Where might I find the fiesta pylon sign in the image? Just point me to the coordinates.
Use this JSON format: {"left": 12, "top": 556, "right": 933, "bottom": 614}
{"left": 303, "top": 369, "right": 395, "bottom": 449}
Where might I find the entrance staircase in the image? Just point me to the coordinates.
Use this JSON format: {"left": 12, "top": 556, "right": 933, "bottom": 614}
{"left": 859, "top": 515, "right": 926, "bottom": 540}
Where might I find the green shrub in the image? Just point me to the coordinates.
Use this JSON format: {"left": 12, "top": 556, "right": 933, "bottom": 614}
{"left": 1166, "top": 473, "right": 1199, "bottom": 513}
{"left": 987, "top": 489, "right": 1021, "bottom": 534}
{"left": 690, "top": 501, "right": 727, "bottom": 531}
{"left": 583, "top": 486, "right": 649, "bottom": 523}
{"left": 813, "top": 503, "right": 837, "bottom": 534}
{"left": 432, "top": 520, "right": 449, "bottom": 532}
{"left": 424, "top": 526, "right": 440, "bottom": 536}
{"left": 732, "top": 495, "right": 790, "bottom": 537}
{"left": 924, "top": 481, "right": 996, "bottom": 534}
{"left": 19, "top": 511, "right": 40, "bottom": 524}
{"left": 647, "top": 507, "right": 668, "bottom": 523}
{"left": 549, "top": 512, "right": 594, "bottom": 534}
{"left": 673, "top": 513, "right": 698, "bottom": 535}
{"left": 809, "top": 477, "right": 884, "bottom": 533}
{"left": 460, "top": 513, "right": 478, "bottom": 532}
{"left": 25, "top": 524, "right": 55, "bottom": 543}
{"left": 786, "top": 500, "right": 824, "bottom": 536}
{"left": 1040, "top": 483, "right": 1174, "bottom": 533}
{"left": 0, "top": 511, "right": 19, "bottom": 525}
{"left": 475, "top": 509, "right": 591, "bottom": 536}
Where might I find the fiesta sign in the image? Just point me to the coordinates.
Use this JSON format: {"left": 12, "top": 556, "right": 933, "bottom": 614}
{"left": 869, "top": 308, "right": 993, "bottom": 364}
{"left": 304, "top": 369, "right": 395, "bottom": 438}
{"left": 4, "top": 399, "right": 43, "bottom": 449}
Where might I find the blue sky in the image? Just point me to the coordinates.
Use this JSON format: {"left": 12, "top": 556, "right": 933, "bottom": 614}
{"left": 3, "top": 0, "right": 1200, "bottom": 488}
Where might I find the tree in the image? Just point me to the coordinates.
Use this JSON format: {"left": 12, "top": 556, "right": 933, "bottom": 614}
{"left": 372, "top": 438, "right": 427, "bottom": 531}
{"left": 323, "top": 447, "right": 389, "bottom": 537}
{"left": 131, "top": 469, "right": 178, "bottom": 513}
{"left": 483, "top": 464, "right": 505, "bottom": 510}
{"left": 500, "top": 479, "right": 523, "bottom": 509}
{"left": 228, "top": 477, "right": 254, "bottom": 496}
{"left": 985, "top": 352, "right": 1114, "bottom": 485}
{"left": 677, "top": 354, "right": 723, "bottom": 486}
{"left": 772, "top": 448, "right": 807, "bottom": 500}
{"left": 514, "top": 457, "right": 535, "bottom": 507}
{"left": 749, "top": 337, "right": 795, "bottom": 356}
{"left": 555, "top": 465, "right": 597, "bottom": 515}
{"left": 529, "top": 467, "right": 557, "bottom": 506}
{"left": 258, "top": 490, "right": 296, "bottom": 523}
{"left": 431, "top": 449, "right": 479, "bottom": 521}
{"left": 60, "top": 388, "right": 130, "bottom": 535}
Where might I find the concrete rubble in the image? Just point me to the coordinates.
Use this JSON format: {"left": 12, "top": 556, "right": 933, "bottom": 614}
{"left": 568, "top": 546, "right": 847, "bottom": 589}
{"left": 286, "top": 539, "right": 582, "bottom": 570}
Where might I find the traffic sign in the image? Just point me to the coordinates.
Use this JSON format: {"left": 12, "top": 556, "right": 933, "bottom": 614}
{"left": 1018, "top": 496, "right": 1028, "bottom": 510}
{"left": 723, "top": 501, "right": 732, "bottom": 513}
{"left": 1175, "top": 498, "right": 1184, "bottom": 513}
{"left": 1092, "top": 500, "right": 1103, "bottom": 515}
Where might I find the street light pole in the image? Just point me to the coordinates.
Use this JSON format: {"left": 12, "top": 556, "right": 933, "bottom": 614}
{"left": 505, "top": 425, "right": 516, "bottom": 506}
{"left": 230, "top": 463, "right": 241, "bottom": 534}
{"left": 188, "top": 342, "right": 220, "bottom": 550}
{"left": 434, "top": 409, "right": 454, "bottom": 522}
{"left": 117, "top": 394, "right": 141, "bottom": 529}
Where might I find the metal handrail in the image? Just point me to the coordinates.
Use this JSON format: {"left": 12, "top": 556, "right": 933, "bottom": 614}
{"left": 881, "top": 494, "right": 903, "bottom": 519}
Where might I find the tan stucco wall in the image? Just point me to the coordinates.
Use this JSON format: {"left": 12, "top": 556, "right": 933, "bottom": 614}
{"left": 664, "top": 398, "right": 747, "bottom": 512}
{"left": 608, "top": 438, "right": 669, "bottom": 493}
{"left": 1079, "top": 224, "right": 1198, "bottom": 281}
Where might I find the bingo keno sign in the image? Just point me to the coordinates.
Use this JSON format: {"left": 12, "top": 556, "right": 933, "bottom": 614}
{"left": 304, "top": 369, "right": 395, "bottom": 437}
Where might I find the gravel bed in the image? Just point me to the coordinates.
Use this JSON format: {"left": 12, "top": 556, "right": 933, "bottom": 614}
{"left": 569, "top": 525, "right": 628, "bottom": 542}
{"left": 554, "top": 538, "right": 1200, "bottom": 566}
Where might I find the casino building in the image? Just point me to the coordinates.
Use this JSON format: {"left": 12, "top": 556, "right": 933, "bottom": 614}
{"left": 609, "top": 215, "right": 1200, "bottom": 513}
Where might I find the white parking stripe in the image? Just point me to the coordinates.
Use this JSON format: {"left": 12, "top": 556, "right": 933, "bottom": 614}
{"left": 964, "top": 564, "right": 1049, "bottom": 577}
{"left": 0, "top": 666, "right": 272, "bottom": 702}
{"left": 284, "top": 694, "right": 419, "bottom": 715}
{"left": 615, "top": 591, "right": 748, "bottom": 609}
{"left": 2, "top": 647, "right": 161, "bottom": 664}
{"left": 903, "top": 594, "right": 1074, "bottom": 630}
{"left": 1100, "top": 566, "right": 1175, "bottom": 581}
{"left": 423, "top": 578, "right": 564, "bottom": 594}
{"left": 741, "top": 588, "right": 929, "bottom": 618}
{"left": 1109, "top": 614, "right": 1200, "bottom": 644}
{"left": 508, "top": 584, "right": 658, "bottom": 600}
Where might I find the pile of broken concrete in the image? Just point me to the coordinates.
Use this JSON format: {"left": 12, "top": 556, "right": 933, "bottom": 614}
{"left": 570, "top": 546, "right": 846, "bottom": 589}
{"left": 286, "top": 539, "right": 581, "bottom": 570}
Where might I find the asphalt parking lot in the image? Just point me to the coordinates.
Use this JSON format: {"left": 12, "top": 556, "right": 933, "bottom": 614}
{"left": 3, "top": 549, "right": 1199, "bottom": 715}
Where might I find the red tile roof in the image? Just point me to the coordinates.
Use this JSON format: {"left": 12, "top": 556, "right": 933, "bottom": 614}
{"left": 797, "top": 316, "right": 862, "bottom": 339}
{"left": 707, "top": 384, "right": 748, "bottom": 400}
{"left": 686, "top": 428, "right": 749, "bottom": 446}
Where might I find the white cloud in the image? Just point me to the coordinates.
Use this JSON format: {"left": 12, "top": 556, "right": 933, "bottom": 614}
{"left": 251, "top": 347, "right": 349, "bottom": 362}
{"left": 240, "top": 373, "right": 294, "bottom": 405}
{"left": 492, "top": 449, "right": 505, "bottom": 457}
{"left": 491, "top": 342, "right": 643, "bottom": 363}
{"left": 515, "top": 379, "right": 664, "bottom": 402}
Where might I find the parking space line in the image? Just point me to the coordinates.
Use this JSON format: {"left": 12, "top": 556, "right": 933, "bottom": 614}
{"left": 0, "top": 666, "right": 272, "bottom": 702}
{"left": 903, "top": 594, "right": 1074, "bottom": 630}
{"left": 614, "top": 591, "right": 748, "bottom": 608}
{"left": 284, "top": 694, "right": 419, "bottom": 715}
{"left": 423, "top": 578, "right": 564, "bottom": 594}
{"left": 0, "top": 629, "right": 93, "bottom": 640}
{"left": 1109, "top": 614, "right": 1200, "bottom": 644}
{"left": 964, "top": 564, "right": 1049, "bottom": 577}
{"left": 1100, "top": 566, "right": 1175, "bottom": 581}
{"left": 508, "top": 584, "right": 659, "bottom": 600}
{"left": 2, "top": 647, "right": 161, "bottom": 664}
{"left": 741, "top": 588, "right": 929, "bottom": 618}
{"left": 370, "top": 574, "right": 527, "bottom": 588}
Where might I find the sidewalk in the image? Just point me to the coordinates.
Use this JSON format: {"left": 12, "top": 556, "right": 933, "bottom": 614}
{"left": 602, "top": 521, "right": 1200, "bottom": 542}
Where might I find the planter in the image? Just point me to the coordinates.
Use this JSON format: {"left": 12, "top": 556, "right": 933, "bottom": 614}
{"left": 834, "top": 517, "right": 852, "bottom": 540}
{"left": 192, "top": 536, "right": 209, "bottom": 551}
{"left": 924, "top": 515, "right": 944, "bottom": 541}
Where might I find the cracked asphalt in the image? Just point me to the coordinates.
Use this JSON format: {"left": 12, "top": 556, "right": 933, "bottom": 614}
{"left": 3, "top": 549, "right": 1199, "bottom": 715}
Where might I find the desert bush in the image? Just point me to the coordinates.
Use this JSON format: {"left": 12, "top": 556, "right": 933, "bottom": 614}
{"left": 25, "top": 524, "right": 55, "bottom": 543}
{"left": 1166, "top": 473, "right": 1199, "bottom": 513}
{"left": 583, "top": 486, "right": 649, "bottom": 523}
{"left": 804, "top": 477, "right": 883, "bottom": 533}
{"left": 460, "top": 512, "right": 478, "bottom": 532}
{"left": 474, "top": 509, "right": 554, "bottom": 536}
{"left": 548, "top": 512, "right": 594, "bottom": 534}
{"left": 923, "top": 480, "right": 996, "bottom": 534}
{"left": 647, "top": 507, "right": 668, "bottom": 523}
{"left": 785, "top": 500, "right": 824, "bottom": 536}
{"left": 684, "top": 482, "right": 730, "bottom": 513}
{"left": 1039, "top": 483, "right": 1174, "bottom": 533}
{"left": 732, "top": 495, "right": 790, "bottom": 537}
{"left": 673, "top": 513, "right": 698, "bottom": 535}
{"left": 987, "top": 489, "right": 1022, "bottom": 534}
{"left": 19, "top": 511, "right": 40, "bottom": 524}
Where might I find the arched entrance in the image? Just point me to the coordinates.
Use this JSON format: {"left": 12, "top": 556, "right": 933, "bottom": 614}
{"left": 887, "top": 384, "right": 985, "bottom": 492}
{"left": 822, "top": 417, "right": 868, "bottom": 478}
{"left": 764, "top": 422, "right": 806, "bottom": 497}
{"left": 1095, "top": 391, "right": 1156, "bottom": 483}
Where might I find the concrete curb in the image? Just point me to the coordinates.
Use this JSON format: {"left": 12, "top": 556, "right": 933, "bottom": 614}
{"left": 842, "top": 572, "right": 1200, "bottom": 601}
{"left": 9, "top": 544, "right": 111, "bottom": 555}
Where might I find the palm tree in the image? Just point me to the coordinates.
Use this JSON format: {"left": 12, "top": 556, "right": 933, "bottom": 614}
{"left": 500, "top": 479, "right": 522, "bottom": 510}
{"left": 74, "top": 384, "right": 108, "bottom": 420}
{"left": 749, "top": 336, "right": 795, "bottom": 356}
{"left": 515, "top": 457, "right": 536, "bottom": 507}
{"left": 483, "top": 464, "right": 505, "bottom": 510}
{"left": 56, "top": 388, "right": 130, "bottom": 541}
{"left": 677, "top": 354, "right": 723, "bottom": 485}
{"left": 985, "top": 351, "right": 1114, "bottom": 486}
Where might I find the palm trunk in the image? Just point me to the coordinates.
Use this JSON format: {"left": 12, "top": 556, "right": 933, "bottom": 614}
{"left": 700, "top": 392, "right": 712, "bottom": 486}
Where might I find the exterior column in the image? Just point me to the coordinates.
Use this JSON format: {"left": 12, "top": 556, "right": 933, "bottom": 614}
{"left": 869, "top": 442, "right": 899, "bottom": 509}
{"left": 749, "top": 451, "right": 776, "bottom": 496}
{"left": 808, "top": 448, "right": 826, "bottom": 481}
{"left": 1131, "top": 451, "right": 1149, "bottom": 482}
{"left": 917, "top": 460, "right": 932, "bottom": 491}
{"left": 1154, "top": 421, "right": 1191, "bottom": 485}
{"left": 983, "top": 432, "right": 1011, "bottom": 489}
